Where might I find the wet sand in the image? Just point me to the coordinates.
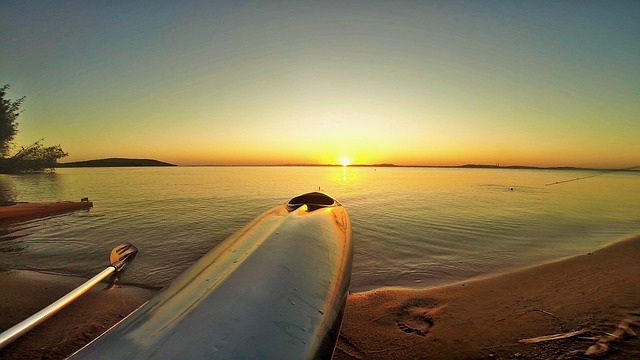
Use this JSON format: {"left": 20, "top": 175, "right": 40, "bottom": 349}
{"left": 0, "top": 271, "right": 154, "bottom": 359}
{"left": 1, "top": 235, "right": 639, "bottom": 359}
{"left": 335, "top": 235, "right": 640, "bottom": 359}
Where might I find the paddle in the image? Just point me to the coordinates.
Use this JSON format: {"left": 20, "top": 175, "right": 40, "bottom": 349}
{"left": 0, "top": 243, "right": 138, "bottom": 350}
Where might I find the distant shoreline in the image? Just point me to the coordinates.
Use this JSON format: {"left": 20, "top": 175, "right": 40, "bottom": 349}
{"left": 180, "top": 163, "right": 639, "bottom": 172}
{"left": 56, "top": 159, "right": 639, "bottom": 172}
{"left": 58, "top": 158, "right": 177, "bottom": 168}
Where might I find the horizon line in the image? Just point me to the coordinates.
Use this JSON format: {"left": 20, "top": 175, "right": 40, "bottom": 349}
{"left": 59, "top": 158, "right": 640, "bottom": 172}
{"left": 178, "top": 163, "right": 640, "bottom": 172}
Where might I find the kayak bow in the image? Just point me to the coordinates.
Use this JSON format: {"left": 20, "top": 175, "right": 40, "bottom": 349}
{"left": 71, "top": 192, "right": 353, "bottom": 359}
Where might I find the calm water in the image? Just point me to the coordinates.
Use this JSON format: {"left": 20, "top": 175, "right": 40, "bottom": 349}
{"left": 0, "top": 167, "right": 638, "bottom": 292}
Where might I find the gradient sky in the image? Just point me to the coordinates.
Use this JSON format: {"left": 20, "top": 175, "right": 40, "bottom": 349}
{"left": 1, "top": 1, "right": 638, "bottom": 167}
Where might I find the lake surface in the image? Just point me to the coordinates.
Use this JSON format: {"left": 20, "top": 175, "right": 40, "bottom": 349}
{"left": 0, "top": 166, "right": 638, "bottom": 292}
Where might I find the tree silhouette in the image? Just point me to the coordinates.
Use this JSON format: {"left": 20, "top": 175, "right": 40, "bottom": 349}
{"left": 0, "top": 84, "right": 24, "bottom": 157}
{"left": 0, "top": 84, "right": 68, "bottom": 173}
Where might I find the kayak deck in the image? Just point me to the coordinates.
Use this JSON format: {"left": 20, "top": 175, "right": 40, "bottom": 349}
{"left": 0, "top": 200, "right": 93, "bottom": 219}
{"left": 71, "top": 192, "right": 352, "bottom": 359}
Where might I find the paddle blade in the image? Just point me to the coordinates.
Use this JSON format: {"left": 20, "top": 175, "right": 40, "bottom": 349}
{"left": 110, "top": 243, "right": 138, "bottom": 271}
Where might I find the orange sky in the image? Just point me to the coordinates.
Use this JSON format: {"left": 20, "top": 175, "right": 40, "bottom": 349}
{"left": 1, "top": 2, "right": 638, "bottom": 168}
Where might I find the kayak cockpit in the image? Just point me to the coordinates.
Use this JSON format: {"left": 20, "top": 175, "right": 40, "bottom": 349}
{"left": 286, "top": 192, "right": 339, "bottom": 212}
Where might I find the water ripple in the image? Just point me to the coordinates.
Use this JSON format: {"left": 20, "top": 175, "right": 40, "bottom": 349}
{"left": 0, "top": 167, "right": 638, "bottom": 292}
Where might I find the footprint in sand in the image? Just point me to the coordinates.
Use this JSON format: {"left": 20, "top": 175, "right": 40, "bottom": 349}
{"left": 395, "top": 298, "right": 436, "bottom": 336}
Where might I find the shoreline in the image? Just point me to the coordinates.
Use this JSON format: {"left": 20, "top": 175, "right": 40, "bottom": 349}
{"left": 336, "top": 234, "right": 640, "bottom": 359}
{"left": 1, "top": 235, "right": 639, "bottom": 359}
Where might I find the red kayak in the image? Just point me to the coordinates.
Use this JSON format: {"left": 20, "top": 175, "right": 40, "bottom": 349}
{"left": 0, "top": 199, "right": 93, "bottom": 219}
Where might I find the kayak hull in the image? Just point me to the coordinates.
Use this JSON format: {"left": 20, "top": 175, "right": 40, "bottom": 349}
{"left": 0, "top": 201, "right": 93, "bottom": 219}
{"left": 71, "top": 192, "right": 352, "bottom": 359}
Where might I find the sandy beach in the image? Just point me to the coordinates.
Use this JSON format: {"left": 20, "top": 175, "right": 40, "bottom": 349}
{"left": 335, "top": 235, "right": 640, "bottom": 359}
{"left": 1, "top": 235, "right": 639, "bottom": 359}
{"left": 0, "top": 271, "right": 154, "bottom": 360}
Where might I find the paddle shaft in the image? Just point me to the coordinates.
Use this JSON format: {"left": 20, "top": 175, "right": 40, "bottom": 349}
{"left": 0, "top": 266, "right": 115, "bottom": 350}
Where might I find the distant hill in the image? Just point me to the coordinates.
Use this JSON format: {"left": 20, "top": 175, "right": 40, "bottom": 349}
{"left": 58, "top": 158, "right": 177, "bottom": 168}
{"left": 459, "top": 164, "right": 594, "bottom": 170}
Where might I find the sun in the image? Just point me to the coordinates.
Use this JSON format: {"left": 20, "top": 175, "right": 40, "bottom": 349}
{"left": 339, "top": 157, "right": 351, "bottom": 166}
